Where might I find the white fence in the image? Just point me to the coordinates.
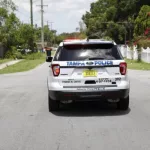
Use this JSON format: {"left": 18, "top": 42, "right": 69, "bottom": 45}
{"left": 119, "top": 45, "right": 150, "bottom": 63}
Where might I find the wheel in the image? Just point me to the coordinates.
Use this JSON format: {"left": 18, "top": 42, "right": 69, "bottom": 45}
{"left": 117, "top": 96, "right": 129, "bottom": 110}
{"left": 48, "top": 94, "right": 60, "bottom": 112}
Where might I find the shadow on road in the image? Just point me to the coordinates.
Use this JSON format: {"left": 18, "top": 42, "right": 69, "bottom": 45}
{"left": 52, "top": 101, "right": 131, "bottom": 117}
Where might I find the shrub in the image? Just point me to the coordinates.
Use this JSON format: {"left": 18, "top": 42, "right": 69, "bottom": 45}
{"left": 16, "top": 52, "right": 23, "bottom": 59}
{"left": 4, "top": 47, "right": 44, "bottom": 60}
{"left": 24, "top": 52, "right": 44, "bottom": 60}
{"left": 4, "top": 46, "right": 17, "bottom": 59}
{"left": 137, "top": 39, "right": 150, "bottom": 49}
{"left": 4, "top": 46, "right": 24, "bottom": 59}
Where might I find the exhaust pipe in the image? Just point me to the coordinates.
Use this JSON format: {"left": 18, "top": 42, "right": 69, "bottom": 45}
{"left": 61, "top": 100, "right": 73, "bottom": 104}
{"left": 107, "top": 99, "right": 120, "bottom": 103}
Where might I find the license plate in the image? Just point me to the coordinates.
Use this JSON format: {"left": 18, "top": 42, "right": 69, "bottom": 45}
{"left": 83, "top": 70, "right": 97, "bottom": 77}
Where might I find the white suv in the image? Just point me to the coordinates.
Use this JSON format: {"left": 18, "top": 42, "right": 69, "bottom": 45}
{"left": 46, "top": 39, "right": 130, "bottom": 111}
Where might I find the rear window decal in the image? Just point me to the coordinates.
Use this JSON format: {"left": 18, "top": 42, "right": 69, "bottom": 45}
{"left": 67, "top": 60, "right": 113, "bottom": 66}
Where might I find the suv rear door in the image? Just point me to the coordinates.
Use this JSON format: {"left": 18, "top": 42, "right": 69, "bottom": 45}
{"left": 51, "top": 42, "right": 126, "bottom": 89}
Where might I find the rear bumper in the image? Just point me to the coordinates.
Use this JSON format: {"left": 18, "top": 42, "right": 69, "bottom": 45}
{"left": 49, "top": 89, "right": 129, "bottom": 101}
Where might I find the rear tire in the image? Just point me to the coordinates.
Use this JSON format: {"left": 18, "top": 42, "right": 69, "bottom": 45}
{"left": 48, "top": 94, "right": 60, "bottom": 112}
{"left": 117, "top": 96, "right": 129, "bottom": 110}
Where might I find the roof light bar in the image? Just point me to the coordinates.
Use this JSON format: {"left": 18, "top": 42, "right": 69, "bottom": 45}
{"left": 63, "top": 38, "right": 81, "bottom": 42}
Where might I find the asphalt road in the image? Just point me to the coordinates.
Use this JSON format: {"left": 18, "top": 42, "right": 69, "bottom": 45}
{"left": 0, "top": 63, "right": 150, "bottom": 150}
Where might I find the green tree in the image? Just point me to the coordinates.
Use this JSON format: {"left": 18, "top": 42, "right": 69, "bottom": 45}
{"left": 0, "top": 0, "right": 16, "bottom": 11}
{"left": 34, "top": 27, "right": 41, "bottom": 42}
{"left": 5, "top": 12, "right": 20, "bottom": 47}
{"left": 134, "top": 5, "right": 150, "bottom": 37}
{"left": 82, "top": 0, "right": 150, "bottom": 43}
{"left": 0, "top": 7, "right": 8, "bottom": 43}
{"left": 16, "top": 23, "right": 35, "bottom": 49}
{"left": 34, "top": 25, "right": 57, "bottom": 46}
{"left": 75, "top": 20, "right": 87, "bottom": 39}
{"left": 44, "top": 25, "right": 54, "bottom": 45}
{"left": 0, "top": 8, "right": 20, "bottom": 48}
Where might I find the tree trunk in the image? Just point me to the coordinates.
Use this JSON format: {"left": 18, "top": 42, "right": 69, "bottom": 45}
{"left": 137, "top": 50, "right": 141, "bottom": 62}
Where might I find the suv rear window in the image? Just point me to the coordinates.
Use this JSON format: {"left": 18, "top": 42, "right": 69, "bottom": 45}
{"left": 53, "top": 43, "right": 123, "bottom": 61}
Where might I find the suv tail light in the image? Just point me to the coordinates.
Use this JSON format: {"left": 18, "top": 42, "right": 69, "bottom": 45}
{"left": 120, "top": 62, "right": 127, "bottom": 75}
{"left": 51, "top": 64, "right": 60, "bottom": 76}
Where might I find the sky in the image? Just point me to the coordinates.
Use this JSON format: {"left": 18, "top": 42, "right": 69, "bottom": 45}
{"left": 12, "top": 0, "right": 96, "bottom": 34}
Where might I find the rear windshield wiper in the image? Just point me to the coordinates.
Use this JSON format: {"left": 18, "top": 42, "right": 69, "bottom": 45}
{"left": 88, "top": 57, "right": 105, "bottom": 60}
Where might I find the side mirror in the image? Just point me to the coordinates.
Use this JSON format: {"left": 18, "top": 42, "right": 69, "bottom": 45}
{"left": 46, "top": 56, "right": 53, "bottom": 62}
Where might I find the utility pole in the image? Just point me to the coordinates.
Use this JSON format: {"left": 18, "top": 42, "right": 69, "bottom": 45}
{"left": 50, "top": 22, "right": 54, "bottom": 45}
{"left": 30, "top": 0, "right": 33, "bottom": 26}
{"left": 46, "top": 21, "right": 53, "bottom": 30}
{"left": 37, "top": 0, "right": 48, "bottom": 49}
{"left": 50, "top": 22, "right": 53, "bottom": 30}
{"left": 47, "top": 20, "right": 49, "bottom": 27}
{"left": 46, "top": 21, "right": 54, "bottom": 46}
{"left": 41, "top": 0, "right": 44, "bottom": 49}
{"left": 30, "top": 0, "right": 34, "bottom": 52}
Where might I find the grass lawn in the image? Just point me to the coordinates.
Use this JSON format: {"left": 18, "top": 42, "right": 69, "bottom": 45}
{"left": 0, "top": 59, "right": 12, "bottom": 64}
{"left": 126, "top": 59, "right": 150, "bottom": 70}
{"left": 0, "top": 54, "right": 45, "bottom": 74}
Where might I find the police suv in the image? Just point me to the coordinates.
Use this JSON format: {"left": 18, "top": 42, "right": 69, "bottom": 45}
{"left": 46, "top": 39, "right": 130, "bottom": 111}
